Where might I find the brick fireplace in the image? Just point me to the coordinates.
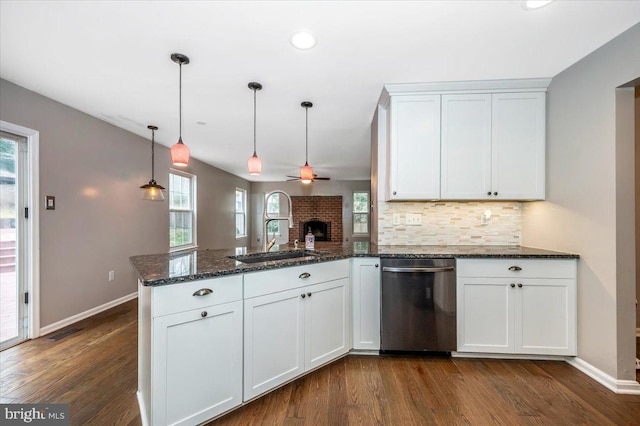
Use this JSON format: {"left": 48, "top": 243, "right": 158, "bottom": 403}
{"left": 290, "top": 196, "right": 343, "bottom": 244}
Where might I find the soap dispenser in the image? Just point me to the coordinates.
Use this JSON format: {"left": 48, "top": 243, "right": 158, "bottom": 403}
{"left": 305, "top": 227, "right": 315, "bottom": 250}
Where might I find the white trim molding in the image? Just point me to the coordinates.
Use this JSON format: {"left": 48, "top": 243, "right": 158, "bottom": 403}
{"left": 567, "top": 357, "right": 640, "bottom": 395}
{"left": 39, "top": 292, "right": 138, "bottom": 337}
{"left": 0, "top": 120, "right": 40, "bottom": 339}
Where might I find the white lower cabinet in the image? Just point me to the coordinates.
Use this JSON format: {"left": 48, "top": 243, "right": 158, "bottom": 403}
{"left": 457, "top": 259, "right": 576, "bottom": 356}
{"left": 243, "top": 260, "right": 350, "bottom": 401}
{"left": 153, "top": 301, "right": 243, "bottom": 426}
{"left": 351, "top": 258, "right": 381, "bottom": 350}
{"left": 138, "top": 275, "right": 244, "bottom": 426}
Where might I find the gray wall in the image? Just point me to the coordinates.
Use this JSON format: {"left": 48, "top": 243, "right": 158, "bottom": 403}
{"left": 0, "top": 79, "right": 249, "bottom": 328}
{"left": 249, "top": 180, "right": 371, "bottom": 248}
{"left": 521, "top": 23, "right": 640, "bottom": 380}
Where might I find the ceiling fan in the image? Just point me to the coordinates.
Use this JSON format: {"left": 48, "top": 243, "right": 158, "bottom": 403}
{"left": 286, "top": 101, "right": 331, "bottom": 183}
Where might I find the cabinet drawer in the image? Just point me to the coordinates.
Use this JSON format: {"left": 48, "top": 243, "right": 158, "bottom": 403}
{"left": 457, "top": 259, "right": 576, "bottom": 279}
{"left": 152, "top": 275, "right": 243, "bottom": 317}
{"left": 244, "top": 260, "right": 349, "bottom": 299}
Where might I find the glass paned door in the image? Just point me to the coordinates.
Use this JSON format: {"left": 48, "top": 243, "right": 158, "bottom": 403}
{"left": 0, "top": 131, "right": 28, "bottom": 350}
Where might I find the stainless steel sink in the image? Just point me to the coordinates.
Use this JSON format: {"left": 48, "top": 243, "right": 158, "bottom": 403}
{"left": 229, "top": 250, "right": 326, "bottom": 264}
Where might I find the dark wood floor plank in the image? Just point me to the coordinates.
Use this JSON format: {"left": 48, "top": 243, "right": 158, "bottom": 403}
{"left": 2, "top": 300, "right": 639, "bottom": 426}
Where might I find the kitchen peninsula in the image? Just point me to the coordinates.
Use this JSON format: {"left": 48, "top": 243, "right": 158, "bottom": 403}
{"left": 130, "top": 243, "right": 578, "bottom": 425}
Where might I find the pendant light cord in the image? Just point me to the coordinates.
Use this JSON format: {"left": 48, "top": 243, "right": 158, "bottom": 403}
{"left": 179, "top": 63, "right": 183, "bottom": 140}
{"left": 253, "top": 88, "right": 257, "bottom": 155}
{"left": 305, "top": 106, "right": 309, "bottom": 164}
{"left": 151, "top": 128, "right": 155, "bottom": 181}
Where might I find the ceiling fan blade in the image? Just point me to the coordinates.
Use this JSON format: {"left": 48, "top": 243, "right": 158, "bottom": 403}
{"left": 286, "top": 178, "right": 301, "bottom": 181}
{"left": 314, "top": 177, "right": 331, "bottom": 180}
{"left": 286, "top": 175, "right": 301, "bottom": 179}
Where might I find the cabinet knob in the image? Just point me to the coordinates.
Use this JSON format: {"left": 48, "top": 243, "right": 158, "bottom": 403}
{"left": 518, "top": 283, "right": 523, "bottom": 288}
{"left": 307, "top": 292, "right": 312, "bottom": 297}
{"left": 510, "top": 283, "right": 515, "bottom": 288}
{"left": 201, "top": 311, "right": 208, "bottom": 318}
{"left": 375, "top": 264, "right": 379, "bottom": 268}
{"left": 508, "top": 266, "right": 522, "bottom": 271}
{"left": 299, "top": 272, "right": 311, "bottom": 279}
{"left": 393, "top": 191, "right": 397, "bottom": 195}
{"left": 193, "top": 288, "right": 213, "bottom": 297}
{"left": 301, "top": 294, "right": 306, "bottom": 299}
{"left": 487, "top": 191, "right": 492, "bottom": 196}
{"left": 494, "top": 192, "right": 498, "bottom": 196}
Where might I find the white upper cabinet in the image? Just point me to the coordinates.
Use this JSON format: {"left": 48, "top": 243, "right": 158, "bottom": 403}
{"left": 491, "top": 92, "right": 546, "bottom": 200}
{"left": 387, "top": 95, "right": 441, "bottom": 200}
{"left": 441, "top": 94, "right": 492, "bottom": 199}
{"left": 379, "top": 79, "right": 549, "bottom": 201}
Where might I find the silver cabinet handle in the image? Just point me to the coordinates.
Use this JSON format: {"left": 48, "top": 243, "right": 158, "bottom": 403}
{"left": 201, "top": 311, "right": 208, "bottom": 318}
{"left": 508, "top": 266, "right": 522, "bottom": 271}
{"left": 299, "top": 272, "right": 311, "bottom": 279}
{"left": 382, "top": 267, "right": 455, "bottom": 273}
{"left": 193, "top": 288, "right": 213, "bottom": 296}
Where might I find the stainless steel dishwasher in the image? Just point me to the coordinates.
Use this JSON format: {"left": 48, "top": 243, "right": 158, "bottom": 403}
{"left": 381, "top": 258, "right": 456, "bottom": 353}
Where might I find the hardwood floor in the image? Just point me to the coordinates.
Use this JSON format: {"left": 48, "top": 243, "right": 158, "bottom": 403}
{"left": 1, "top": 300, "right": 639, "bottom": 425}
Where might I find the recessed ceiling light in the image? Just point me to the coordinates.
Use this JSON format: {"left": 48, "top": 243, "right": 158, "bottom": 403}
{"left": 290, "top": 31, "right": 316, "bottom": 50}
{"left": 523, "top": 0, "right": 554, "bottom": 10}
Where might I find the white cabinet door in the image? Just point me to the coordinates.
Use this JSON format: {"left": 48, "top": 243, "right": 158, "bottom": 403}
{"left": 152, "top": 301, "right": 243, "bottom": 426}
{"left": 351, "top": 258, "right": 381, "bottom": 350}
{"left": 441, "top": 94, "right": 492, "bottom": 200}
{"left": 515, "top": 278, "right": 576, "bottom": 355}
{"left": 491, "top": 92, "right": 545, "bottom": 200}
{"left": 388, "top": 94, "right": 441, "bottom": 200}
{"left": 243, "top": 288, "right": 305, "bottom": 401}
{"left": 305, "top": 278, "right": 350, "bottom": 370}
{"left": 457, "top": 278, "right": 513, "bottom": 353}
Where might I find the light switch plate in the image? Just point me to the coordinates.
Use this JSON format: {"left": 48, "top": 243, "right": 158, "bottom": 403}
{"left": 392, "top": 213, "right": 401, "bottom": 225}
{"left": 45, "top": 196, "right": 55, "bottom": 210}
{"left": 406, "top": 213, "right": 422, "bottom": 226}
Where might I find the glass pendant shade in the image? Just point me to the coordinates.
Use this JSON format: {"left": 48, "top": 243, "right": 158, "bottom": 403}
{"left": 140, "top": 181, "right": 166, "bottom": 201}
{"left": 171, "top": 137, "right": 190, "bottom": 167}
{"left": 300, "top": 162, "right": 314, "bottom": 184}
{"left": 248, "top": 153, "right": 262, "bottom": 175}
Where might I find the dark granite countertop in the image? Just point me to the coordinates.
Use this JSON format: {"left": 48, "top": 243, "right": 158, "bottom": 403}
{"left": 130, "top": 243, "right": 578, "bottom": 287}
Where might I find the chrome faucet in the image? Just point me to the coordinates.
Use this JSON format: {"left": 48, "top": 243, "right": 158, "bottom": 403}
{"left": 263, "top": 190, "right": 294, "bottom": 252}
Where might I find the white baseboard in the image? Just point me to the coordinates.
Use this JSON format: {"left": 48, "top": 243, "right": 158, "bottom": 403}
{"left": 452, "top": 352, "right": 567, "bottom": 361}
{"left": 566, "top": 357, "right": 640, "bottom": 395}
{"left": 39, "top": 292, "right": 138, "bottom": 337}
{"left": 137, "top": 391, "right": 149, "bottom": 426}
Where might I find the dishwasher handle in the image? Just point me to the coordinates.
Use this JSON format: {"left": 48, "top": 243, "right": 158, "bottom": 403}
{"left": 382, "top": 266, "right": 455, "bottom": 273}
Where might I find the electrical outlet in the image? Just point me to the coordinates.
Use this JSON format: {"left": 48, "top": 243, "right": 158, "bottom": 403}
{"left": 406, "top": 213, "right": 422, "bottom": 226}
{"left": 108, "top": 270, "right": 115, "bottom": 282}
{"left": 392, "top": 213, "right": 401, "bottom": 225}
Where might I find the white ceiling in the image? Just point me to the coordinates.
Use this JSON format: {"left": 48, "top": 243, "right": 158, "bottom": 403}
{"left": 2, "top": 1, "right": 639, "bottom": 182}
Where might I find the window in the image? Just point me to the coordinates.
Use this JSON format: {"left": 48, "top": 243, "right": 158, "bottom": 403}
{"left": 353, "top": 191, "right": 369, "bottom": 235}
{"left": 169, "top": 170, "right": 196, "bottom": 250}
{"left": 235, "top": 188, "right": 247, "bottom": 238}
{"left": 265, "top": 193, "right": 280, "bottom": 236}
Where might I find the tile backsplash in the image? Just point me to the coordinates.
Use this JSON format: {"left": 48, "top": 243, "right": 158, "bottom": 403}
{"left": 377, "top": 201, "right": 522, "bottom": 245}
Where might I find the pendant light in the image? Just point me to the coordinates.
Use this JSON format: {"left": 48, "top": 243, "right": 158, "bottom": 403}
{"left": 247, "top": 82, "right": 263, "bottom": 175}
{"left": 140, "top": 125, "right": 165, "bottom": 201}
{"left": 300, "top": 101, "right": 314, "bottom": 184}
{"left": 170, "top": 53, "right": 190, "bottom": 167}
